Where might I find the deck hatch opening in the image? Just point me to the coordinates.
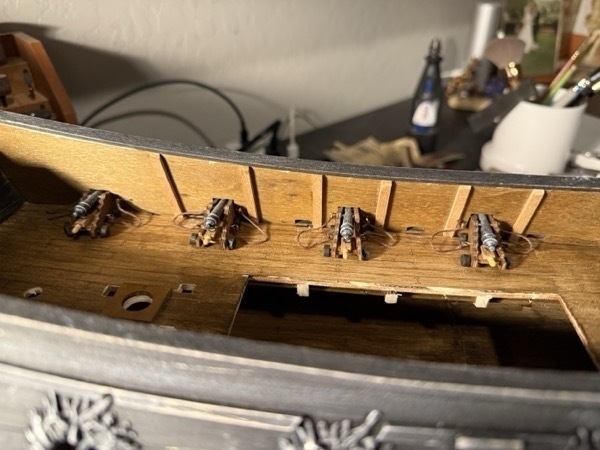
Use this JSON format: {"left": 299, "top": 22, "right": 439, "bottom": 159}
{"left": 230, "top": 281, "right": 595, "bottom": 371}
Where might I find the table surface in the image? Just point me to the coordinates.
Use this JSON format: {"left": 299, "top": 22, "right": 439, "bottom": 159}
{"left": 287, "top": 95, "right": 600, "bottom": 171}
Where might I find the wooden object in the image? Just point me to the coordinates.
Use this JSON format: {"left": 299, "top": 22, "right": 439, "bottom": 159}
{"left": 1, "top": 112, "right": 600, "bottom": 445}
{"left": 443, "top": 184, "right": 472, "bottom": 236}
{"left": 375, "top": 180, "right": 393, "bottom": 227}
{"left": 65, "top": 190, "right": 117, "bottom": 238}
{"left": 460, "top": 214, "right": 508, "bottom": 270}
{"left": 101, "top": 282, "right": 171, "bottom": 322}
{"left": 512, "top": 188, "right": 545, "bottom": 235}
{"left": 327, "top": 206, "right": 364, "bottom": 260}
{"left": 189, "top": 198, "right": 242, "bottom": 250}
{"left": 1, "top": 113, "right": 600, "bottom": 351}
{"left": 0, "top": 32, "right": 76, "bottom": 123}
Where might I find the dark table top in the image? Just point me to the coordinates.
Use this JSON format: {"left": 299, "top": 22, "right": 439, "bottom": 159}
{"left": 285, "top": 98, "right": 493, "bottom": 171}
{"left": 279, "top": 94, "right": 600, "bottom": 171}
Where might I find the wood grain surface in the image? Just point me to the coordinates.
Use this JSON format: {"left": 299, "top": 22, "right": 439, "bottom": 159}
{"left": 0, "top": 116, "right": 599, "bottom": 369}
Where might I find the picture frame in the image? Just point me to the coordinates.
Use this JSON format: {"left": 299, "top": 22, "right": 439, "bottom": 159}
{"left": 560, "top": 0, "right": 600, "bottom": 68}
{"left": 501, "top": 0, "right": 563, "bottom": 76}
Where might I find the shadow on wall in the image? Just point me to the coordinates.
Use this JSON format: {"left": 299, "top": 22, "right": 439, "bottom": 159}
{"left": 0, "top": 21, "right": 308, "bottom": 146}
{"left": 0, "top": 23, "right": 151, "bottom": 101}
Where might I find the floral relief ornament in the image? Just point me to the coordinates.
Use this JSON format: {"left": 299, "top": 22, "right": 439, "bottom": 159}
{"left": 278, "top": 409, "right": 391, "bottom": 450}
{"left": 25, "top": 391, "right": 141, "bottom": 450}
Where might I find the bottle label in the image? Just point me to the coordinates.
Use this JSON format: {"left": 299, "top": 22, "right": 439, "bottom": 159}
{"left": 411, "top": 100, "right": 439, "bottom": 128}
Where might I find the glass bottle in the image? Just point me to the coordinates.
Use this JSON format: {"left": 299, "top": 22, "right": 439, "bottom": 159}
{"left": 410, "top": 38, "right": 443, "bottom": 154}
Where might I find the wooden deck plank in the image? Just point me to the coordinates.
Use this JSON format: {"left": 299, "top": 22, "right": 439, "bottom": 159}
{"left": 0, "top": 204, "right": 246, "bottom": 334}
{"left": 1, "top": 202, "right": 599, "bottom": 367}
{"left": 1, "top": 118, "right": 600, "bottom": 368}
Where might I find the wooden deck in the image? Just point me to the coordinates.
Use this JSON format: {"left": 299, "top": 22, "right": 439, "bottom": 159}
{"left": 1, "top": 113, "right": 600, "bottom": 369}
{"left": 0, "top": 201, "right": 597, "bottom": 370}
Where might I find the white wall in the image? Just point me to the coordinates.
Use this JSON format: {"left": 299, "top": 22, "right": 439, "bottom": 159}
{"left": 1, "top": 0, "right": 480, "bottom": 147}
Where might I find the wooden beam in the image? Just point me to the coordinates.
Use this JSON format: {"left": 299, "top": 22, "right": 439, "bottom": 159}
{"left": 151, "top": 154, "right": 185, "bottom": 215}
{"left": 312, "top": 175, "right": 324, "bottom": 227}
{"left": 159, "top": 154, "right": 186, "bottom": 213}
{"left": 512, "top": 189, "right": 545, "bottom": 235}
{"left": 443, "top": 185, "right": 472, "bottom": 237}
{"left": 240, "top": 166, "right": 260, "bottom": 221}
{"left": 375, "top": 180, "right": 394, "bottom": 227}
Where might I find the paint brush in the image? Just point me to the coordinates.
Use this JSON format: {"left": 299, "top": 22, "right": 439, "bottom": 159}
{"left": 541, "top": 32, "right": 600, "bottom": 105}
{"left": 552, "top": 67, "right": 600, "bottom": 107}
{"left": 484, "top": 37, "right": 526, "bottom": 90}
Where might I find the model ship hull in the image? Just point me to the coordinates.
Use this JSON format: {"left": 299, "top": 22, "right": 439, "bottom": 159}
{"left": 1, "top": 111, "right": 600, "bottom": 448}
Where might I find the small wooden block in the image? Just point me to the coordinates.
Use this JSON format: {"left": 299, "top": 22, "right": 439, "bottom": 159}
{"left": 384, "top": 292, "right": 399, "bottom": 304}
{"left": 296, "top": 283, "right": 310, "bottom": 297}
{"left": 474, "top": 295, "right": 492, "bottom": 308}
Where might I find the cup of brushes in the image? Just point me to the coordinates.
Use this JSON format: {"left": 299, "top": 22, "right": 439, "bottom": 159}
{"left": 479, "top": 92, "right": 586, "bottom": 175}
{"left": 476, "top": 35, "right": 598, "bottom": 176}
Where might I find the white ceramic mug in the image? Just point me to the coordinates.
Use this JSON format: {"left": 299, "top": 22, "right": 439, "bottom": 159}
{"left": 479, "top": 97, "right": 586, "bottom": 175}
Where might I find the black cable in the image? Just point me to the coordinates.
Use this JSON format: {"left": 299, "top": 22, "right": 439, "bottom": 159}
{"left": 80, "top": 79, "right": 248, "bottom": 145}
{"left": 238, "top": 119, "right": 280, "bottom": 155}
{"left": 88, "top": 109, "right": 216, "bottom": 147}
